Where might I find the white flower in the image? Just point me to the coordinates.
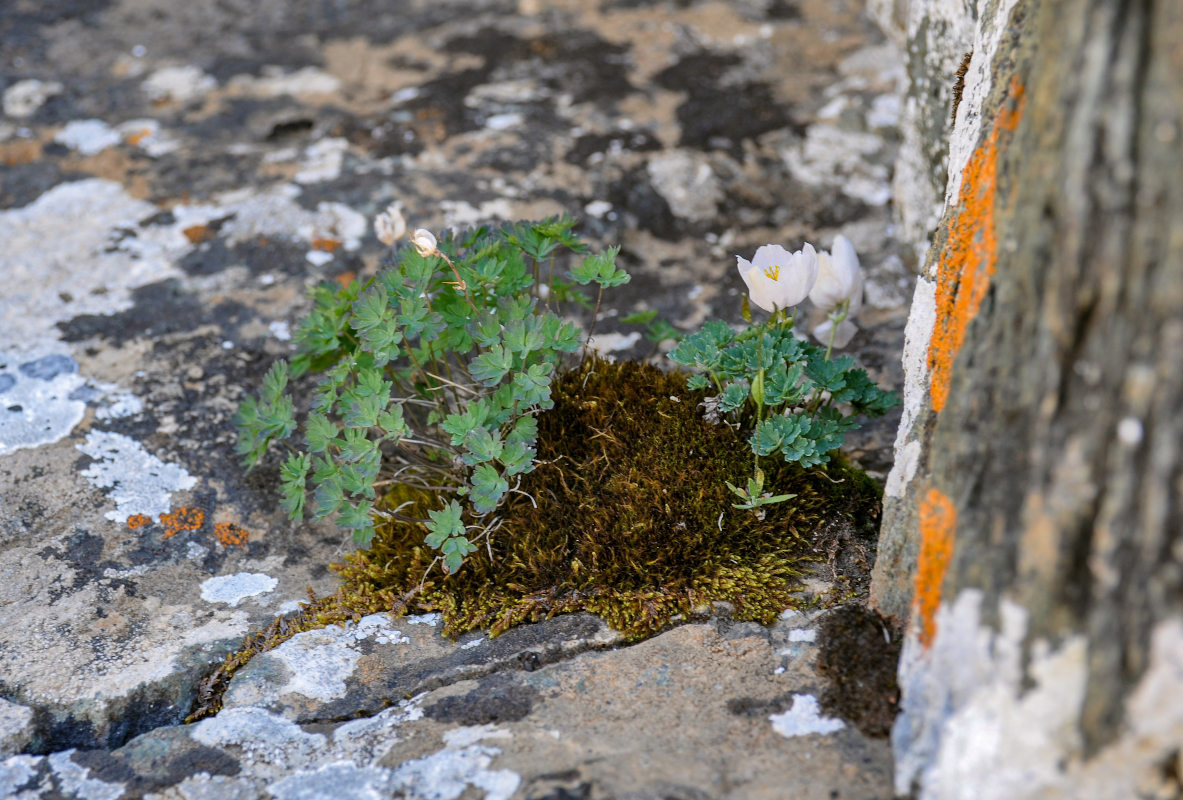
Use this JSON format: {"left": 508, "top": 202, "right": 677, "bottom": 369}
{"left": 811, "top": 318, "right": 858, "bottom": 349}
{"left": 809, "top": 235, "right": 863, "bottom": 316}
{"left": 373, "top": 203, "right": 407, "bottom": 246}
{"left": 411, "top": 228, "right": 438, "bottom": 257}
{"left": 736, "top": 243, "right": 818, "bottom": 313}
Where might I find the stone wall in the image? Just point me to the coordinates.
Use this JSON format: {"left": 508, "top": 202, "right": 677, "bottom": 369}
{"left": 873, "top": 0, "right": 1183, "bottom": 797}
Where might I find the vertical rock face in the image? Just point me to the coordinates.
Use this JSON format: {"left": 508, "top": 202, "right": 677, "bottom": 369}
{"left": 872, "top": 0, "right": 975, "bottom": 271}
{"left": 875, "top": 0, "right": 1183, "bottom": 797}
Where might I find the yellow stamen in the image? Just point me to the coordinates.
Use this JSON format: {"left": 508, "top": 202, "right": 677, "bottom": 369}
{"left": 762, "top": 265, "right": 781, "bottom": 281}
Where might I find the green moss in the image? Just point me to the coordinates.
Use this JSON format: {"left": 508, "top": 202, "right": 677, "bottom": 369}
{"left": 334, "top": 356, "right": 882, "bottom": 641}
{"left": 188, "top": 357, "right": 881, "bottom": 722}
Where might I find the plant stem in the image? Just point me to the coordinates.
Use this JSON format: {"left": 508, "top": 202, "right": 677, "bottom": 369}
{"left": 824, "top": 300, "right": 849, "bottom": 362}
{"left": 753, "top": 325, "right": 766, "bottom": 477}
{"left": 546, "top": 255, "right": 556, "bottom": 312}
{"left": 579, "top": 284, "right": 605, "bottom": 370}
{"left": 435, "top": 250, "right": 477, "bottom": 311}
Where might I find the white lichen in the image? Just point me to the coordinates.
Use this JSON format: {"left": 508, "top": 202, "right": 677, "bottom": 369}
{"left": 199, "top": 573, "right": 279, "bottom": 607}
{"left": 78, "top": 431, "right": 197, "bottom": 522}
{"left": 769, "top": 694, "right": 845, "bottom": 737}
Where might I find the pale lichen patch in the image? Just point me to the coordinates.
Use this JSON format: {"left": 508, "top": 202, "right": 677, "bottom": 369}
{"left": 769, "top": 694, "right": 846, "bottom": 737}
{"left": 200, "top": 573, "right": 279, "bottom": 607}
{"left": 78, "top": 431, "right": 197, "bottom": 523}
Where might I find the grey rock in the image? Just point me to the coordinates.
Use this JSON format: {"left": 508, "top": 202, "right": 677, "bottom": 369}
{"left": 0, "top": 0, "right": 907, "bottom": 795}
{"left": 873, "top": 0, "right": 1183, "bottom": 798}
{"left": 646, "top": 150, "right": 722, "bottom": 223}
{"left": 0, "top": 699, "right": 34, "bottom": 756}
{"left": 223, "top": 612, "right": 621, "bottom": 724}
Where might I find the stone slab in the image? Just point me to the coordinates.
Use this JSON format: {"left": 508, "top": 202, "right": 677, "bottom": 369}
{"left": 0, "top": 0, "right": 907, "bottom": 794}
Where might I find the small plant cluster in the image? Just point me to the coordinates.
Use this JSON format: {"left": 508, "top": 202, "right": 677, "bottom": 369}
{"left": 335, "top": 357, "right": 886, "bottom": 641}
{"left": 237, "top": 207, "right": 896, "bottom": 585}
{"left": 670, "top": 239, "right": 896, "bottom": 510}
{"left": 236, "top": 214, "right": 629, "bottom": 572}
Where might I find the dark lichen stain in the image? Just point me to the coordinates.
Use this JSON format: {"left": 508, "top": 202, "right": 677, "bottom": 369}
{"left": 654, "top": 52, "right": 796, "bottom": 151}
{"left": 815, "top": 605, "right": 901, "bottom": 738}
{"left": 448, "top": 26, "right": 634, "bottom": 106}
{"left": 529, "top": 779, "right": 594, "bottom": 800}
{"left": 109, "top": 727, "right": 241, "bottom": 795}
{"left": 67, "top": 749, "right": 137, "bottom": 784}
{"left": 725, "top": 693, "right": 798, "bottom": 718}
{"left": 0, "top": 0, "right": 115, "bottom": 66}
{"left": 424, "top": 674, "right": 537, "bottom": 725}
{"left": 564, "top": 130, "right": 660, "bottom": 164}
{"left": 402, "top": 26, "right": 633, "bottom": 140}
{"left": 56, "top": 278, "right": 256, "bottom": 347}
{"left": 767, "top": 0, "right": 802, "bottom": 20}
{"left": 153, "top": 743, "right": 241, "bottom": 784}
{"left": 25, "top": 665, "right": 197, "bottom": 754}
{"left": 6, "top": 758, "right": 48, "bottom": 796}
{"left": 607, "top": 166, "right": 678, "bottom": 240}
{"left": 27, "top": 705, "right": 99, "bottom": 755}
{"left": 36, "top": 529, "right": 137, "bottom": 604}
{"left": 0, "top": 160, "right": 85, "bottom": 210}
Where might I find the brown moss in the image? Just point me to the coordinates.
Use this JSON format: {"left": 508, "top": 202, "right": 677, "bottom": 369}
{"left": 188, "top": 357, "right": 883, "bottom": 723}
{"left": 335, "top": 357, "right": 883, "bottom": 641}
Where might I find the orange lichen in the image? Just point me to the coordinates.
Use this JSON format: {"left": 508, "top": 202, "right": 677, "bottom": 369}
{"left": 914, "top": 487, "right": 956, "bottom": 649}
{"left": 214, "top": 522, "right": 250, "bottom": 548}
{"left": 182, "top": 224, "right": 213, "bottom": 244}
{"left": 127, "top": 514, "right": 153, "bottom": 530}
{"left": 124, "top": 128, "right": 152, "bottom": 146}
{"left": 927, "top": 78, "right": 1026, "bottom": 412}
{"left": 311, "top": 238, "right": 343, "bottom": 252}
{"left": 334, "top": 271, "right": 356, "bottom": 287}
{"left": 161, "top": 506, "right": 205, "bottom": 538}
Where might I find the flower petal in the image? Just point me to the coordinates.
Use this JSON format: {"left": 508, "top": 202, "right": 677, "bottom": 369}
{"left": 809, "top": 235, "right": 862, "bottom": 314}
{"left": 812, "top": 318, "right": 859, "bottom": 349}
{"left": 751, "top": 244, "right": 795, "bottom": 270}
{"left": 773, "top": 242, "right": 818, "bottom": 308}
{"left": 737, "top": 243, "right": 819, "bottom": 312}
{"left": 745, "top": 264, "right": 780, "bottom": 312}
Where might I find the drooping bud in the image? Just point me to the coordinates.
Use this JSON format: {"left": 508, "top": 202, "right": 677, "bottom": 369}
{"left": 812, "top": 317, "right": 859, "bottom": 350}
{"left": 411, "top": 228, "right": 438, "bottom": 257}
{"left": 809, "top": 234, "right": 863, "bottom": 316}
{"left": 373, "top": 203, "right": 407, "bottom": 246}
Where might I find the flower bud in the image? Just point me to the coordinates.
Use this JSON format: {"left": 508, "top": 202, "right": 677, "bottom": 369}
{"left": 373, "top": 203, "right": 407, "bottom": 246}
{"left": 809, "top": 235, "right": 863, "bottom": 316}
{"left": 812, "top": 318, "right": 858, "bottom": 350}
{"left": 411, "top": 228, "right": 438, "bottom": 257}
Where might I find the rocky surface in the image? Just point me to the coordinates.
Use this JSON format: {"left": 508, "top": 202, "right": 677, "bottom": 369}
{"left": 872, "top": 0, "right": 1183, "bottom": 798}
{"left": 1, "top": 0, "right": 909, "bottom": 796}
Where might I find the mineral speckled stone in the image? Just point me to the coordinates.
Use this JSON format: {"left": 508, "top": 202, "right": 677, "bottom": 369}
{"left": 0, "top": 0, "right": 909, "bottom": 795}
